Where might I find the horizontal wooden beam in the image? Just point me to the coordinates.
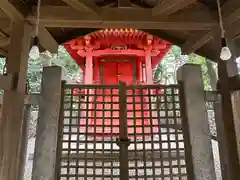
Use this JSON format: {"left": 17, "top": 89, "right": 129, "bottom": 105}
{"left": 118, "top": 0, "right": 131, "bottom": 7}
{"left": 77, "top": 49, "right": 159, "bottom": 57}
{"left": 0, "top": 1, "right": 58, "bottom": 53}
{"left": 26, "top": 6, "right": 217, "bottom": 30}
{"left": 182, "top": 1, "right": 240, "bottom": 54}
{"left": 28, "top": 150, "right": 185, "bottom": 161}
{"left": 0, "top": 93, "right": 40, "bottom": 105}
{"left": 0, "top": 74, "right": 13, "bottom": 90}
{"left": 0, "top": 0, "right": 23, "bottom": 20}
{"left": 152, "top": 0, "right": 197, "bottom": 17}
{"left": 62, "top": 0, "right": 100, "bottom": 15}
{"left": 181, "top": 31, "right": 213, "bottom": 54}
{"left": 0, "top": 25, "right": 58, "bottom": 53}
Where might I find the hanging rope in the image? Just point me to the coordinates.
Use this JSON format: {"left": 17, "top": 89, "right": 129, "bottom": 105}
{"left": 216, "top": 0, "right": 225, "bottom": 38}
{"left": 35, "top": 0, "right": 41, "bottom": 37}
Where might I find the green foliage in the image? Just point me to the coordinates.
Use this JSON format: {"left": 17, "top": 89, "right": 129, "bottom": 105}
{"left": 154, "top": 45, "right": 217, "bottom": 90}
{"left": 0, "top": 57, "right": 5, "bottom": 94}
{"left": 28, "top": 46, "right": 82, "bottom": 93}
{"left": 0, "top": 45, "right": 218, "bottom": 94}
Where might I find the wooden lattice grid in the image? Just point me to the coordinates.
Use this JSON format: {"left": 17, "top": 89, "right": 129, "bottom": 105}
{"left": 56, "top": 83, "right": 188, "bottom": 180}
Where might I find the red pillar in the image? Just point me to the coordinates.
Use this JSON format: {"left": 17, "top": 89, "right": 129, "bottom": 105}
{"left": 145, "top": 54, "right": 153, "bottom": 84}
{"left": 84, "top": 56, "right": 93, "bottom": 84}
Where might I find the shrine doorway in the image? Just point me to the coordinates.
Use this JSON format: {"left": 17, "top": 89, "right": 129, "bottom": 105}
{"left": 99, "top": 60, "right": 137, "bottom": 85}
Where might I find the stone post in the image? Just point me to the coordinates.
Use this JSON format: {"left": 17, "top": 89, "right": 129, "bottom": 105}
{"left": 177, "top": 64, "right": 216, "bottom": 180}
{"left": 32, "top": 66, "right": 63, "bottom": 180}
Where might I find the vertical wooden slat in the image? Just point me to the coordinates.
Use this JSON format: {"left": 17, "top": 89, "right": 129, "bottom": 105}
{"left": 217, "top": 60, "right": 240, "bottom": 180}
{"left": 231, "top": 91, "right": 240, "bottom": 165}
{"left": 0, "top": 20, "right": 32, "bottom": 180}
{"left": 118, "top": 82, "right": 129, "bottom": 180}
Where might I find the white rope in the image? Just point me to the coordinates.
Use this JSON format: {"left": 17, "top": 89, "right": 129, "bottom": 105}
{"left": 216, "top": 0, "right": 225, "bottom": 38}
{"left": 35, "top": 0, "right": 41, "bottom": 36}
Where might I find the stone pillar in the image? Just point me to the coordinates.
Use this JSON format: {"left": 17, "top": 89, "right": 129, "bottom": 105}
{"left": 84, "top": 56, "right": 93, "bottom": 84}
{"left": 177, "top": 64, "right": 216, "bottom": 180}
{"left": 145, "top": 55, "right": 153, "bottom": 84}
{"left": 0, "top": 20, "right": 32, "bottom": 180}
{"left": 32, "top": 66, "right": 62, "bottom": 180}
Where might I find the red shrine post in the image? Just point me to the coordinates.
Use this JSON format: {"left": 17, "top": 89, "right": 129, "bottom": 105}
{"left": 64, "top": 28, "right": 171, "bottom": 140}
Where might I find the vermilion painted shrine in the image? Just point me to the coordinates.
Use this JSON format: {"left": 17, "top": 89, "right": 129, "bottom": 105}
{"left": 64, "top": 28, "right": 170, "bottom": 139}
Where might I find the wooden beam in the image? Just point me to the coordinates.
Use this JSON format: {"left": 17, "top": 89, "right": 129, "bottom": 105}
{"left": 77, "top": 49, "right": 159, "bottom": 57}
{"left": 0, "top": 19, "right": 12, "bottom": 29}
{"left": 37, "top": 26, "right": 58, "bottom": 53}
{"left": 0, "top": 25, "right": 58, "bottom": 53}
{"left": 0, "top": 1, "right": 58, "bottom": 53}
{"left": 118, "top": 0, "right": 131, "bottom": 7}
{"left": 0, "top": 37, "right": 10, "bottom": 46}
{"left": 0, "top": 48, "right": 7, "bottom": 56}
{"left": 181, "top": 1, "right": 240, "bottom": 54}
{"left": 26, "top": 6, "right": 217, "bottom": 30}
{"left": 0, "top": 74, "right": 13, "bottom": 90}
{"left": 0, "top": 93, "right": 40, "bottom": 105}
{"left": 181, "top": 31, "right": 214, "bottom": 54}
{"left": 0, "top": 0, "right": 23, "bottom": 20}
{"left": 62, "top": 0, "right": 100, "bottom": 15}
{"left": 152, "top": 0, "right": 197, "bottom": 17}
{"left": 0, "top": 20, "right": 32, "bottom": 180}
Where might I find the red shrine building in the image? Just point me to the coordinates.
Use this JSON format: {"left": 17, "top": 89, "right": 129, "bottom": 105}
{"left": 64, "top": 28, "right": 171, "bottom": 85}
{"left": 64, "top": 28, "right": 171, "bottom": 139}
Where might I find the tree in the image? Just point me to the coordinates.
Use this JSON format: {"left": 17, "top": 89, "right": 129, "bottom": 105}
{"left": 28, "top": 46, "right": 82, "bottom": 93}
{"left": 154, "top": 45, "right": 218, "bottom": 90}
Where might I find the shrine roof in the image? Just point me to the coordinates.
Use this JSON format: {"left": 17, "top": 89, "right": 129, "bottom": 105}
{"left": 0, "top": 0, "right": 240, "bottom": 62}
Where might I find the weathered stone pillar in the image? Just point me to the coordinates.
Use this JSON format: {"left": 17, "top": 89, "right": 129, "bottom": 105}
{"left": 32, "top": 66, "right": 62, "bottom": 180}
{"left": 0, "top": 20, "right": 32, "bottom": 180}
{"left": 177, "top": 64, "right": 216, "bottom": 180}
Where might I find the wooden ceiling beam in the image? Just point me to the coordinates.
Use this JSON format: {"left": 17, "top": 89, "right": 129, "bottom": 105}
{"left": 182, "top": 0, "right": 240, "bottom": 55}
{"left": 0, "top": 19, "right": 12, "bottom": 29}
{"left": 37, "top": 26, "right": 58, "bottom": 53}
{"left": 118, "top": 0, "right": 131, "bottom": 7}
{"left": 0, "top": 1, "right": 58, "bottom": 54}
{"left": 181, "top": 31, "right": 214, "bottom": 54}
{"left": 26, "top": 6, "right": 217, "bottom": 30}
{"left": 0, "top": 37, "right": 10, "bottom": 46}
{"left": 0, "top": 48, "right": 7, "bottom": 56}
{"left": 0, "top": 0, "right": 23, "bottom": 20}
{"left": 62, "top": 0, "right": 100, "bottom": 15}
{"left": 152, "top": 0, "right": 197, "bottom": 17}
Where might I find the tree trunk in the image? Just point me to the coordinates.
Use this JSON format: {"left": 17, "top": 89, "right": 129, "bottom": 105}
{"left": 206, "top": 59, "right": 217, "bottom": 90}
